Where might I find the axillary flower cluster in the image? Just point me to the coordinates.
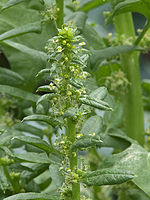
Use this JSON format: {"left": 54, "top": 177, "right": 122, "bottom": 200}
{"left": 45, "top": 25, "right": 89, "bottom": 118}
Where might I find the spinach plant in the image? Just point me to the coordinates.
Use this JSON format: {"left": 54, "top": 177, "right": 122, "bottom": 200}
{"left": 0, "top": 0, "right": 150, "bottom": 200}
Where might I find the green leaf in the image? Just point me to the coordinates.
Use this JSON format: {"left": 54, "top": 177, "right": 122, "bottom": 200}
{"left": 81, "top": 168, "right": 134, "bottom": 186}
{"left": 36, "top": 85, "right": 51, "bottom": 93}
{"left": 2, "top": 40, "right": 47, "bottom": 62}
{"left": 89, "top": 87, "right": 108, "bottom": 101}
{"left": 12, "top": 136, "right": 53, "bottom": 153}
{"left": 0, "top": 0, "right": 24, "bottom": 13}
{"left": 101, "top": 143, "right": 150, "bottom": 197}
{"left": 23, "top": 114, "right": 59, "bottom": 127}
{"left": 3, "top": 193, "right": 57, "bottom": 200}
{"left": 14, "top": 152, "right": 51, "bottom": 164}
{"left": 14, "top": 123, "right": 43, "bottom": 137}
{"left": 0, "top": 22, "right": 41, "bottom": 41}
{"left": 71, "top": 135, "right": 102, "bottom": 150}
{"left": 37, "top": 94, "right": 56, "bottom": 105}
{"left": 0, "top": 67, "right": 24, "bottom": 86}
{"left": 90, "top": 45, "right": 143, "bottom": 66}
{"left": 81, "top": 115, "right": 103, "bottom": 135}
{"left": 0, "top": 85, "right": 39, "bottom": 102}
{"left": 49, "top": 164, "right": 64, "bottom": 187}
{"left": 36, "top": 69, "right": 51, "bottom": 78}
{"left": 108, "top": 0, "right": 150, "bottom": 23}
{"left": 79, "top": 0, "right": 109, "bottom": 12}
{"left": 79, "top": 97, "right": 112, "bottom": 111}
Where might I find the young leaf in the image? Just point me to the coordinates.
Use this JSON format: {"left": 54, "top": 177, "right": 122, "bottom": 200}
{"left": 37, "top": 93, "right": 55, "bottom": 105}
{"left": 0, "top": 85, "right": 39, "bottom": 102}
{"left": 22, "top": 114, "right": 59, "bottom": 127}
{"left": 3, "top": 193, "right": 57, "bottom": 200}
{"left": 12, "top": 136, "right": 53, "bottom": 153}
{"left": 0, "top": 0, "right": 24, "bottom": 13}
{"left": 36, "top": 85, "right": 51, "bottom": 93}
{"left": 81, "top": 169, "right": 134, "bottom": 186}
{"left": 0, "top": 22, "right": 41, "bottom": 41}
{"left": 71, "top": 135, "right": 102, "bottom": 150}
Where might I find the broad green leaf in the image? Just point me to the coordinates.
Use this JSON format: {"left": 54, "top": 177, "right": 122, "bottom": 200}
{"left": 14, "top": 152, "right": 51, "bottom": 164}
{"left": 49, "top": 164, "right": 64, "bottom": 187}
{"left": 79, "top": 0, "right": 109, "bottom": 12}
{"left": 36, "top": 85, "right": 51, "bottom": 93}
{"left": 12, "top": 136, "right": 53, "bottom": 153}
{"left": 79, "top": 97, "right": 112, "bottom": 111}
{"left": 3, "top": 193, "right": 57, "bottom": 200}
{"left": 81, "top": 168, "right": 134, "bottom": 186}
{"left": 89, "top": 87, "right": 108, "bottom": 101}
{"left": 64, "top": 107, "right": 77, "bottom": 118}
{"left": 90, "top": 45, "right": 143, "bottom": 66}
{"left": 36, "top": 69, "right": 51, "bottom": 78}
{"left": 71, "top": 135, "right": 102, "bottom": 150}
{"left": 107, "top": 0, "right": 150, "bottom": 23}
{"left": 14, "top": 123, "right": 43, "bottom": 137}
{"left": 23, "top": 114, "right": 59, "bottom": 127}
{"left": 0, "top": 85, "right": 39, "bottom": 102}
{"left": 0, "top": 22, "right": 41, "bottom": 41}
{"left": 3, "top": 40, "right": 47, "bottom": 62}
{"left": 101, "top": 143, "right": 150, "bottom": 197}
{"left": 128, "top": 188, "right": 150, "bottom": 200}
{"left": 0, "top": 0, "right": 24, "bottom": 13}
{"left": 81, "top": 115, "right": 103, "bottom": 135}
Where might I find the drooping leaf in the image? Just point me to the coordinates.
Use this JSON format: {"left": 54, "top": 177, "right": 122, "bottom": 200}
{"left": 107, "top": 0, "right": 150, "bottom": 23}
{"left": 14, "top": 123, "right": 43, "bottom": 137}
{"left": 3, "top": 193, "right": 57, "bottom": 200}
{"left": 0, "top": 22, "right": 41, "bottom": 41}
{"left": 14, "top": 152, "right": 51, "bottom": 164}
{"left": 81, "top": 168, "right": 134, "bottom": 186}
{"left": 12, "top": 136, "right": 53, "bottom": 153}
{"left": 79, "top": 0, "right": 109, "bottom": 12}
{"left": 71, "top": 135, "right": 102, "bottom": 150}
{"left": 0, "top": 85, "right": 39, "bottom": 102}
{"left": 22, "top": 114, "right": 59, "bottom": 127}
{"left": 81, "top": 115, "right": 103, "bottom": 135}
{"left": 101, "top": 143, "right": 150, "bottom": 197}
{"left": 90, "top": 45, "right": 143, "bottom": 66}
{"left": 2, "top": 40, "right": 47, "bottom": 62}
{"left": 0, "top": 0, "right": 24, "bottom": 13}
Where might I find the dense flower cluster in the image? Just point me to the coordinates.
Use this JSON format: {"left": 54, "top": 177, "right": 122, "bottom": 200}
{"left": 45, "top": 25, "right": 89, "bottom": 118}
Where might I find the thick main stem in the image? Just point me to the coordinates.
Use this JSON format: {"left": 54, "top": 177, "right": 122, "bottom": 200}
{"left": 113, "top": 13, "right": 144, "bottom": 145}
{"left": 56, "top": 0, "right": 64, "bottom": 28}
{"left": 67, "top": 118, "right": 80, "bottom": 200}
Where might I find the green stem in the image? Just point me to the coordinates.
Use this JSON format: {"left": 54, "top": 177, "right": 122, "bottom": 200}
{"left": 113, "top": 13, "right": 144, "bottom": 145}
{"left": 67, "top": 118, "right": 80, "bottom": 200}
{"left": 56, "top": 0, "right": 64, "bottom": 28}
{"left": 3, "top": 166, "right": 19, "bottom": 193}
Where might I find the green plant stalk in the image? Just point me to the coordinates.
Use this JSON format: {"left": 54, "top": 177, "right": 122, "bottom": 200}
{"left": 67, "top": 118, "right": 80, "bottom": 200}
{"left": 3, "top": 166, "right": 19, "bottom": 193}
{"left": 56, "top": 0, "right": 64, "bottom": 28}
{"left": 113, "top": 13, "right": 144, "bottom": 145}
